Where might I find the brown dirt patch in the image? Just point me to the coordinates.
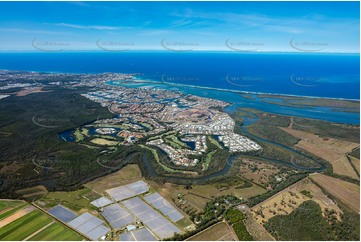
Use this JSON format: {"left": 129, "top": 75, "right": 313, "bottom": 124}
{"left": 16, "top": 185, "right": 48, "bottom": 200}
{"left": 0, "top": 206, "right": 35, "bottom": 227}
{"left": 16, "top": 87, "right": 51, "bottom": 96}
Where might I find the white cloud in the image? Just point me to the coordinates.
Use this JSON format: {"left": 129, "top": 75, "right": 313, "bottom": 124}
{"left": 55, "top": 23, "right": 121, "bottom": 30}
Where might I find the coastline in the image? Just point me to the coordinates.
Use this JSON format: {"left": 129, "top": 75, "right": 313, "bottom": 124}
{"left": 109, "top": 78, "right": 360, "bottom": 125}
{"left": 1, "top": 68, "right": 359, "bottom": 101}
{"left": 127, "top": 77, "right": 360, "bottom": 102}
{"left": 1, "top": 69, "right": 359, "bottom": 125}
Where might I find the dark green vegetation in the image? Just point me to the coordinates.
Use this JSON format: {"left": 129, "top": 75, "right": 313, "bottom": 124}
{"left": 300, "top": 189, "right": 313, "bottom": 198}
{"left": 265, "top": 200, "right": 360, "bottom": 241}
{"left": 0, "top": 86, "right": 118, "bottom": 197}
{"left": 246, "top": 112, "right": 299, "bottom": 147}
{"left": 224, "top": 209, "right": 253, "bottom": 240}
{"left": 0, "top": 86, "right": 111, "bottom": 160}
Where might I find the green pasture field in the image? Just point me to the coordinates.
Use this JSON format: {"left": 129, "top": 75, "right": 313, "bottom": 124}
{"left": 28, "top": 222, "right": 85, "bottom": 241}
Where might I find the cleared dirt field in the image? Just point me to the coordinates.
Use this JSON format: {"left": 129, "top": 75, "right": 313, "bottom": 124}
{"left": 85, "top": 164, "right": 142, "bottom": 194}
{"left": 309, "top": 173, "right": 360, "bottom": 213}
{"left": 280, "top": 127, "right": 359, "bottom": 179}
{"left": 187, "top": 222, "right": 237, "bottom": 241}
{"left": 332, "top": 155, "right": 359, "bottom": 179}
{"left": 252, "top": 177, "right": 342, "bottom": 225}
{"left": 16, "top": 87, "right": 51, "bottom": 96}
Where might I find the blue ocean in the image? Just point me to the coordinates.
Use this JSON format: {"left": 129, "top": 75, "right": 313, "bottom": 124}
{"left": 0, "top": 51, "right": 359, "bottom": 99}
{"left": 0, "top": 51, "right": 359, "bottom": 124}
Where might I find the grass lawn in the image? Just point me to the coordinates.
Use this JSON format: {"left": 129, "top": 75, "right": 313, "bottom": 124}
{"left": 28, "top": 222, "right": 85, "bottom": 241}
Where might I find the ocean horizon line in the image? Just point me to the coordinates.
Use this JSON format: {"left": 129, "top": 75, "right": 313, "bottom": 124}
{"left": 0, "top": 50, "right": 359, "bottom": 55}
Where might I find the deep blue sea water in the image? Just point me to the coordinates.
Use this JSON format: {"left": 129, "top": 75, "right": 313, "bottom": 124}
{"left": 0, "top": 51, "right": 359, "bottom": 99}
{"left": 0, "top": 51, "right": 359, "bottom": 124}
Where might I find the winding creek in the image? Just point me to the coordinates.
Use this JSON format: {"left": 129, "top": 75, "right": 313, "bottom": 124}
{"left": 239, "top": 113, "right": 326, "bottom": 172}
